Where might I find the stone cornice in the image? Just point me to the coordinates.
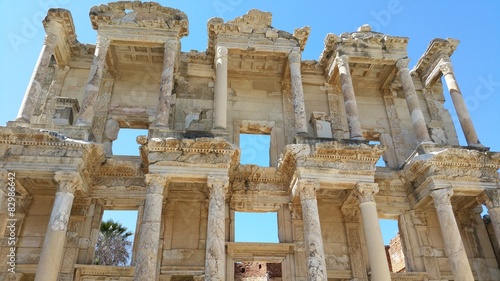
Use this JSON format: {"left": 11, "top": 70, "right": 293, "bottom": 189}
{"left": 89, "top": 1, "right": 188, "bottom": 37}
{"left": 411, "top": 38, "right": 459, "bottom": 84}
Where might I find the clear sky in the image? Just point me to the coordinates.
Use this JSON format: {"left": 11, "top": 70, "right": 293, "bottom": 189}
{"left": 1, "top": 1, "right": 499, "bottom": 245}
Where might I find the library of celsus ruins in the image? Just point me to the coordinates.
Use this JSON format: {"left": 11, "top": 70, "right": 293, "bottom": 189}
{"left": 1, "top": 1, "right": 500, "bottom": 280}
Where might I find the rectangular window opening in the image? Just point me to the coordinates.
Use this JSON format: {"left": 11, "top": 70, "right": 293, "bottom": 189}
{"left": 379, "top": 219, "right": 405, "bottom": 273}
{"left": 94, "top": 210, "right": 138, "bottom": 266}
{"left": 369, "top": 140, "right": 386, "bottom": 167}
{"left": 239, "top": 133, "right": 270, "bottom": 167}
{"left": 234, "top": 212, "right": 278, "bottom": 243}
{"left": 112, "top": 128, "right": 148, "bottom": 156}
{"left": 234, "top": 262, "right": 282, "bottom": 279}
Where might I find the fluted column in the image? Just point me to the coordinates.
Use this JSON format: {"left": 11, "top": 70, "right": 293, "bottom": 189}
{"left": 205, "top": 176, "right": 229, "bottom": 281}
{"left": 439, "top": 61, "right": 481, "bottom": 146}
{"left": 396, "top": 58, "right": 432, "bottom": 144}
{"left": 154, "top": 40, "right": 177, "bottom": 128}
{"left": 35, "top": 172, "right": 81, "bottom": 281}
{"left": 354, "top": 183, "right": 391, "bottom": 281}
{"left": 335, "top": 55, "right": 364, "bottom": 140}
{"left": 430, "top": 188, "right": 474, "bottom": 281}
{"left": 134, "top": 174, "right": 168, "bottom": 281}
{"left": 480, "top": 189, "right": 500, "bottom": 250}
{"left": 213, "top": 46, "right": 228, "bottom": 130}
{"left": 16, "top": 33, "right": 58, "bottom": 122}
{"left": 76, "top": 35, "right": 111, "bottom": 126}
{"left": 288, "top": 50, "right": 308, "bottom": 134}
{"left": 298, "top": 180, "right": 327, "bottom": 281}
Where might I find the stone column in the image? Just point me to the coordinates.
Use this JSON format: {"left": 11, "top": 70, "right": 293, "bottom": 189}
{"left": 134, "top": 174, "right": 168, "bottom": 281}
{"left": 35, "top": 172, "right": 81, "bottom": 281}
{"left": 335, "top": 55, "right": 364, "bottom": 140}
{"left": 288, "top": 50, "right": 308, "bottom": 134}
{"left": 213, "top": 46, "right": 228, "bottom": 130}
{"left": 396, "top": 58, "right": 432, "bottom": 144}
{"left": 298, "top": 180, "right": 327, "bottom": 281}
{"left": 16, "top": 33, "right": 58, "bottom": 123}
{"left": 354, "top": 183, "right": 391, "bottom": 281}
{"left": 154, "top": 40, "right": 177, "bottom": 128}
{"left": 480, "top": 189, "right": 500, "bottom": 250}
{"left": 76, "top": 35, "right": 111, "bottom": 126}
{"left": 439, "top": 61, "right": 481, "bottom": 146}
{"left": 205, "top": 176, "right": 229, "bottom": 281}
{"left": 430, "top": 188, "right": 474, "bottom": 281}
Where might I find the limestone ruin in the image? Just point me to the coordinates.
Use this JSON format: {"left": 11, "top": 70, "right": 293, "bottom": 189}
{"left": 1, "top": 2, "right": 500, "bottom": 280}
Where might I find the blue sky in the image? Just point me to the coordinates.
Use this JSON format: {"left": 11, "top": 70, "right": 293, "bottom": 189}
{"left": 1, "top": 1, "right": 499, "bottom": 245}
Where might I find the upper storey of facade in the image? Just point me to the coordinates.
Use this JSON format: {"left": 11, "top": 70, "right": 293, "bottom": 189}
{"left": 8, "top": 1, "right": 485, "bottom": 169}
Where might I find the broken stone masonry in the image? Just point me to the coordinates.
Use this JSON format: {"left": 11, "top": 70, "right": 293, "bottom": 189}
{"left": 1, "top": 2, "right": 500, "bottom": 281}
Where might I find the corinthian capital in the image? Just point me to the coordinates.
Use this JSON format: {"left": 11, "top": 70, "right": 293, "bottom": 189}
{"left": 430, "top": 188, "right": 453, "bottom": 209}
{"left": 334, "top": 55, "right": 349, "bottom": 68}
{"left": 145, "top": 174, "right": 168, "bottom": 194}
{"left": 54, "top": 171, "right": 82, "bottom": 193}
{"left": 481, "top": 189, "right": 500, "bottom": 209}
{"left": 298, "top": 179, "right": 319, "bottom": 200}
{"left": 216, "top": 45, "right": 228, "bottom": 58}
{"left": 395, "top": 58, "right": 410, "bottom": 70}
{"left": 439, "top": 62, "right": 454, "bottom": 76}
{"left": 207, "top": 176, "right": 229, "bottom": 197}
{"left": 96, "top": 34, "right": 111, "bottom": 49}
{"left": 354, "top": 183, "right": 379, "bottom": 203}
{"left": 288, "top": 50, "right": 301, "bottom": 64}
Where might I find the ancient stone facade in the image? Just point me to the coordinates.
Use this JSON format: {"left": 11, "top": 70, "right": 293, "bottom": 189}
{"left": 0, "top": 2, "right": 499, "bottom": 281}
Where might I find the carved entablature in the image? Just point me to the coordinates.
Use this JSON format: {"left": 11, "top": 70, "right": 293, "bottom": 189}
{"left": 403, "top": 144, "right": 500, "bottom": 198}
{"left": 140, "top": 137, "right": 239, "bottom": 170}
{"left": 89, "top": 1, "right": 188, "bottom": 36}
{"left": 231, "top": 165, "right": 286, "bottom": 192}
{"left": 206, "top": 9, "right": 308, "bottom": 57}
{"left": 411, "top": 38, "right": 459, "bottom": 86}
{"left": 95, "top": 158, "right": 142, "bottom": 177}
{"left": 319, "top": 24, "right": 409, "bottom": 69}
{"left": 43, "top": 8, "right": 77, "bottom": 67}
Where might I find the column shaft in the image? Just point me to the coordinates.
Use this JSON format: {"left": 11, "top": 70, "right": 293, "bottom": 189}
{"left": 430, "top": 188, "right": 474, "bottom": 281}
{"left": 35, "top": 172, "right": 80, "bottom": 281}
{"left": 336, "top": 55, "right": 364, "bottom": 140}
{"left": 154, "top": 40, "right": 177, "bottom": 128}
{"left": 213, "top": 46, "right": 228, "bottom": 130}
{"left": 17, "top": 33, "right": 58, "bottom": 122}
{"left": 205, "top": 176, "right": 229, "bottom": 281}
{"left": 439, "top": 61, "right": 481, "bottom": 146}
{"left": 134, "top": 175, "right": 167, "bottom": 281}
{"left": 298, "top": 180, "right": 327, "bottom": 281}
{"left": 289, "top": 51, "right": 308, "bottom": 134}
{"left": 76, "top": 35, "right": 110, "bottom": 126}
{"left": 481, "top": 190, "right": 500, "bottom": 250}
{"left": 396, "top": 59, "right": 432, "bottom": 144}
{"left": 354, "top": 183, "right": 391, "bottom": 281}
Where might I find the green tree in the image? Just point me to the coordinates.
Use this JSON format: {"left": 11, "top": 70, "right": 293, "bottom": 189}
{"left": 94, "top": 219, "right": 133, "bottom": 266}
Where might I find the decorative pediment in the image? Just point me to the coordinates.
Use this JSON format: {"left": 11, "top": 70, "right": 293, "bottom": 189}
{"left": 89, "top": 1, "right": 188, "bottom": 36}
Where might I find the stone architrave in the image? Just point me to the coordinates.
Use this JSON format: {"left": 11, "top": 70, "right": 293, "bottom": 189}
{"left": 35, "top": 172, "right": 81, "bottom": 281}
{"left": 430, "top": 188, "right": 474, "bottom": 281}
{"left": 154, "top": 40, "right": 177, "bottom": 128}
{"left": 17, "top": 33, "right": 58, "bottom": 123}
{"left": 213, "top": 46, "right": 228, "bottom": 130}
{"left": 134, "top": 174, "right": 168, "bottom": 281}
{"left": 298, "top": 180, "right": 327, "bottom": 281}
{"left": 439, "top": 61, "right": 481, "bottom": 146}
{"left": 288, "top": 50, "right": 308, "bottom": 134}
{"left": 480, "top": 189, "right": 500, "bottom": 250}
{"left": 76, "top": 35, "right": 111, "bottom": 126}
{"left": 396, "top": 58, "right": 432, "bottom": 144}
{"left": 354, "top": 183, "right": 391, "bottom": 281}
{"left": 335, "top": 55, "right": 364, "bottom": 140}
{"left": 205, "top": 176, "right": 229, "bottom": 281}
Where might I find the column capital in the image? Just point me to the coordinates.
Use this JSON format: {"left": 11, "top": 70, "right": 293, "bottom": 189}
{"left": 395, "top": 58, "right": 410, "bottom": 70}
{"left": 54, "top": 171, "right": 81, "bottom": 193}
{"left": 334, "top": 55, "right": 349, "bottom": 68}
{"left": 430, "top": 188, "right": 453, "bottom": 208}
{"left": 145, "top": 174, "right": 168, "bottom": 194}
{"left": 354, "top": 183, "right": 379, "bottom": 203}
{"left": 44, "top": 33, "right": 59, "bottom": 47}
{"left": 216, "top": 45, "right": 228, "bottom": 58}
{"left": 207, "top": 176, "right": 229, "bottom": 194}
{"left": 164, "top": 39, "right": 177, "bottom": 49}
{"left": 96, "top": 34, "right": 111, "bottom": 48}
{"left": 288, "top": 50, "right": 301, "bottom": 64}
{"left": 439, "top": 61, "right": 454, "bottom": 76}
{"left": 298, "top": 179, "right": 319, "bottom": 200}
{"left": 480, "top": 189, "right": 500, "bottom": 209}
